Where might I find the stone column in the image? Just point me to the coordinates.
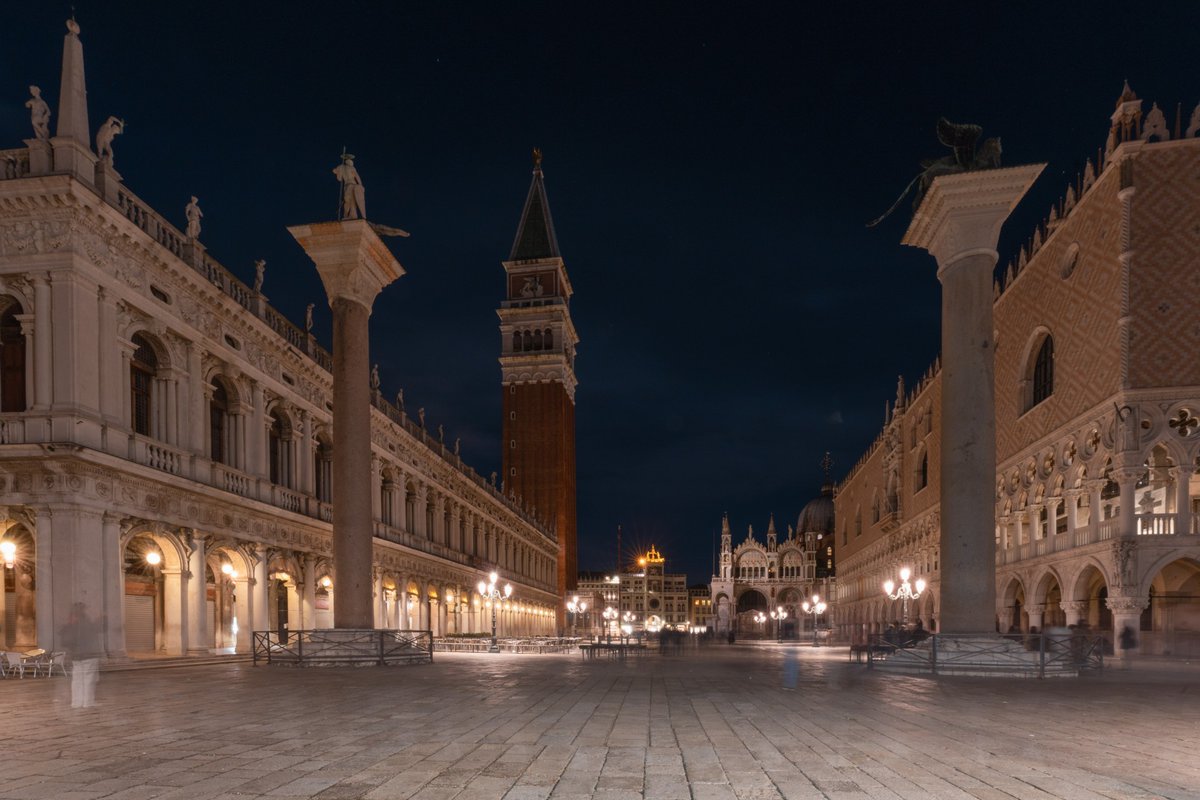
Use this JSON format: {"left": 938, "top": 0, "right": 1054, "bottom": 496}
{"left": 101, "top": 512, "right": 126, "bottom": 658}
{"left": 1172, "top": 466, "right": 1192, "bottom": 536}
{"left": 1115, "top": 467, "right": 1141, "bottom": 538}
{"left": 1060, "top": 601, "right": 1088, "bottom": 627}
{"left": 1064, "top": 490, "right": 1081, "bottom": 539}
{"left": 301, "top": 554, "right": 317, "bottom": 629}
{"left": 185, "top": 531, "right": 208, "bottom": 655}
{"left": 1106, "top": 595, "right": 1147, "bottom": 656}
{"left": 1087, "top": 480, "right": 1105, "bottom": 538}
{"left": 289, "top": 220, "right": 404, "bottom": 629}
{"left": 32, "top": 274, "right": 52, "bottom": 410}
{"left": 252, "top": 545, "right": 269, "bottom": 634}
{"left": 1025, "top": 603, "right": 1045, "bottom": 632}
{"left": 1027, "top": 504, "right": 1044, "bottom": 541}
{"left": 902, "top": 163, "right": 1044, "bottom": 635}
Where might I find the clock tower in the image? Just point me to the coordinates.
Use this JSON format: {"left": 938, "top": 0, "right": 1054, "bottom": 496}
{"left": 498, "top": 150, "right": 579, "bottom": 605}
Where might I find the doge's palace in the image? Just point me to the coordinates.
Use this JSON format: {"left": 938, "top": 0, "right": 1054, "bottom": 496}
{"left": 0, "top": 20, "right": 560, "bottom": 659}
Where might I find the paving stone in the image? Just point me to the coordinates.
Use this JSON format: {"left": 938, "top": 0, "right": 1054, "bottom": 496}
{"left": 0, "top": 647, "right": 1198, "bottom": 799}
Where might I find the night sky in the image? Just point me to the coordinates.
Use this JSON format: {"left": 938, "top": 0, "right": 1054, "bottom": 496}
{"left": 3, "top": 2, "right": 1198, "bottom": 586}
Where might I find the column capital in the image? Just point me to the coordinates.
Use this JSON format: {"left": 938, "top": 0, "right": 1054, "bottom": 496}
{"left": 1060, "top": 600, "right": 1088, "bottom": 614}
{"left": 288, "top": 219, "right": 405, "bottom": 312}
{"left": 902, "top": 164, "right": 1046, "bottom": 271}
{"left": 1105, "top": 594, "right": 1148, "bottom": 613}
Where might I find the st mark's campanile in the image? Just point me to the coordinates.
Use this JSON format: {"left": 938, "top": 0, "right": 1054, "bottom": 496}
{"left": 498, "top": 150, "right": 579, "bottom": 616}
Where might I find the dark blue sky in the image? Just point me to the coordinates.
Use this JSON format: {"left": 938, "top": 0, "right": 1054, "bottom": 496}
{"left": 3, "top": 2, "right": 1197, "bottom": 584}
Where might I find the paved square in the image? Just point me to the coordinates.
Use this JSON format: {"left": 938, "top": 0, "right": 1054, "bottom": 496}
{"left": 1, "top": 644, "right": 1198, "bottom": 799}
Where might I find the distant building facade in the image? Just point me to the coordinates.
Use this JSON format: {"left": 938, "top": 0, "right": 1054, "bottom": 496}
{"left": 709, "top": 481, "right": 836, "bottom": 638}
{"left": 834, "top": 86, "right": 1200, "bottom": 655}
{"left": 0, "top": 21, "right": 563, "bottom": 658}
{"left": 576, "top": 546, "right": 689, "bottom": 634}
{"left": 687, "top": 584, "right": 712, "bottom": 631}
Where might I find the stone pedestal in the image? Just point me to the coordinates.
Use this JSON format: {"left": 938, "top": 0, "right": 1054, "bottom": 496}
{"left": 93, "top": 160, "right": 123, "bottom": 204}
{"left": 24, "top": 139, "right": 52, "bottom": 176}
{"left": 903, "top": 164, "right": 1044, "bottom": 634}
{"left": 289, "top": 220, "right": 404, "bottom": 629}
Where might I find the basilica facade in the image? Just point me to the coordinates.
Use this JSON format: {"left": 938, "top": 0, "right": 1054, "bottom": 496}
{"left": 0, "top": 21, "right": 567, "bottom": 659}
{"left": 834, "top": 86, "right": 1200, "bottom": 655}
{"left": 709, "top": 481, "right": 836, "bottom": 639}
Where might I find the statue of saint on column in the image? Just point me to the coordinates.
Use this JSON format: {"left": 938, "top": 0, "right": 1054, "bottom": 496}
{"left": 333, "top": 151, "right": 366, "bottom": 220}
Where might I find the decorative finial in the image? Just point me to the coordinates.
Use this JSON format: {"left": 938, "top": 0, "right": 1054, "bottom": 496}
{"left": 66, "top": 17, "right": 80, "bottom": 35}
{"left": 532, "top": 147, "right": 543, "bottom": 170}
{"left": 821, "top": 451, "right": 833, "bottom": 480}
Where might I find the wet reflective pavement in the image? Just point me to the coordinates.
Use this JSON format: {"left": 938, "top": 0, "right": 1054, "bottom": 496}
{"left": 1, "top": 643, "right": 1197, "bottom": 799}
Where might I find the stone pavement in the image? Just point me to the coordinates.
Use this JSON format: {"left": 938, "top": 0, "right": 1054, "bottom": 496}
{"left": 1, "top": 643, "right": 1198, "bottom": 800}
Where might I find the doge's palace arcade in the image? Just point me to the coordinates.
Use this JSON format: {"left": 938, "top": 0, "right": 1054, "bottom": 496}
{"left": 0, "top": 20, "right": 561, "bottom": 659}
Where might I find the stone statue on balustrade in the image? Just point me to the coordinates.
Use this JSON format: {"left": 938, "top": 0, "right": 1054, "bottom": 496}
{"left": 305, "top": 303, "right": 314, "bottom": 334}
{"left": 370, "top": 363, "right": 381, "bottom": 391}
{"left": 95, "top": 116, "right": 125, "bottom": 165}
{"left": 333, "top": 151, "right": 366, "bottom": 221}
{"left": 396, "top": 388, "right": 404, "bottom": 411}
{"left": 25, "top": 86, "right": 50, "bottom": 141}
{"left": 185, "top": 196, "right": 203, "bottom": 240}
{"left": 253, "top": 259, "right": 266, "bottom": 293}
{"left": 868, "top": 118, "right": 1002, "bottom": 227}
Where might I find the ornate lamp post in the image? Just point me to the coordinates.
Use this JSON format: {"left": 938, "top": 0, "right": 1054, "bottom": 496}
{"left": 801, "top": 595, "right": 826, "bottom": 647}
{"left": 752, "top": 610, "right": 767, "bottom": 638}
{"left": 477, "top": 571, "right": 512, "bottom": 653}
{"left": 566, "top": 596, "right": 588, "bottom": 638}
{"left": 602, "top": 606, "right": 617, "bottom": 642}
{"left": 770, "top": 605, "right": 788, "bottom": 643}
{"left": 621, "top": 611, "right": 636, "bottom": 639}
{"left": 883, "top": 567, "right": 925, "bottom": 626}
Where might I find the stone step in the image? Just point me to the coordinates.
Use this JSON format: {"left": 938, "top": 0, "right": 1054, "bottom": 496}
{"left": 100, "top": 654, "right": 252, "bottom": 672}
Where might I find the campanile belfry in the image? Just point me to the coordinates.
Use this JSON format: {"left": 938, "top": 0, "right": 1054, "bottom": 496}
{"left": 498, "top": 150, "right": 579, "bottom": 603}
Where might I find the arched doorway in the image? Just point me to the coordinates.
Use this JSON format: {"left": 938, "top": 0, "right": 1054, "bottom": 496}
{"left": 0, "top": 523, "right": 36, "bottom": 649}
{"left": 1142, "top": 557, "right": 1200, "bottom": 656}
{"left": 123, "top": 531, "right": 185, "bottom": 655}
{"left": 1001, "top": 577, "right": 1026, "bottom": 633}
{"left": 735, "top": 589, "right": 768, "bottom": 638}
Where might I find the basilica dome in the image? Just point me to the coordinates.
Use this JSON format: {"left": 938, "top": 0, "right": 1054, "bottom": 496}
{"left": 796, "top": 482, "right": 835, "bottom": 535}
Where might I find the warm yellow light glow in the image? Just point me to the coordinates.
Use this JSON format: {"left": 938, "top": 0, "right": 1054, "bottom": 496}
{"left": 915, "top": 578, "right": 927, "bottom": 593}
{"left": 321, "top": 576, "right": 332, "bottom": 588}
{"left": 883, "top": 580, "right": 895, "bottom": 594}
{"left": 477, "top": 580, "right": 487, "bottom": 594}
{"left": 489, "top": 571, "right": 498, "bottom": 583}
{"left": 899, "top": 567, "right": 911, "bottom": 582}
{"left": 0, "top": 539, "right": 14, "bottom": 567}
{"left": 145, "top": 550, "right": 162, "bottom": 566}
{"left": 221, "top": 562, "right": 233, "bottom": 575}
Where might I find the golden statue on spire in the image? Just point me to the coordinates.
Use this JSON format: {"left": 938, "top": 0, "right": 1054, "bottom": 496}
{"left": 532, "top": 146, "right": 543, "bottom": 169}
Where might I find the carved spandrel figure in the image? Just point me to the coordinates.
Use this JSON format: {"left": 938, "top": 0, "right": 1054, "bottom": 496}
{"left": 868, "top": 118, "right": 1002, "bottom": 227}
{"left": 185, "top": 196, "right": 203, "bottom": 240}
{"left": 304, "top": 303, "right": 314, "bottom": 334}
{"left": 95, "top": 116, "right": 125, "bottom": 165}
{"left": 25, "top": 86, "right": 50, "bottom": 141}
{"left": 333, "top": 151, "right": 366, "bottom": 220}
{"left": 253, "top": 259, "right": 266, "bottom": 293}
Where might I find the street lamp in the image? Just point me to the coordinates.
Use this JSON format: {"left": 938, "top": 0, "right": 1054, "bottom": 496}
{"left": 477, "top": 571, "right": 512, "bottom": 653}
{"left": 770, "top": 605, "right": 787, "bottom": 643}
{"left": 1, "top": 539, "right": 16, "bottom": 569}
{"left": 602, "top": 606, "right": 618, "bottom": 641}
{"left": 883, "top": 567, "right": 925, "bottom": 626}
{"left": 566, "top": 595, "right": 588, "bottom": 638}
{"left": 621, "top": 611, "right": 636, "bottom": 638}
{"left": 801, "top": 595, "right": 826, "bottom": 647}
{"left": 752, "top": 610, "right": 766, "bottom": 637}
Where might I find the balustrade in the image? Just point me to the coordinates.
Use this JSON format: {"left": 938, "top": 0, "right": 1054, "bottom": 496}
{"left": 1138, "top": 513, "right": 1175, "bottom": 536}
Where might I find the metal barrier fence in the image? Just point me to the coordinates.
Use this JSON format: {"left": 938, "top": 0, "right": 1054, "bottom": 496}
{"left": 864, "top": 632, "right": 1105, "bottom": 677}
{"left": 433, "top": 637, "right": 578, "bottom": 654}
{"left": 253, "top": 629, "right": 433, "bottom": 666}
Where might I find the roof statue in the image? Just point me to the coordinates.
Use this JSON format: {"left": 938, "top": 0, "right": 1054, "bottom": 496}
{"left": 25, "top": 86, "right": 50, "bottom": 141}
{"left": 95, "top": 115, "right": 125, "bottom": 166}
{"left": 867, "top": 118, "right": 1002, "bottom": 227}
{"left": 304, "top": 303, "right": 314, "bottom": 333}
{"left": 253, "top": 259, "right": 265, "bottom": 293}
{"left": 184, "top": 196, "right": 202, "bottom": 240}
